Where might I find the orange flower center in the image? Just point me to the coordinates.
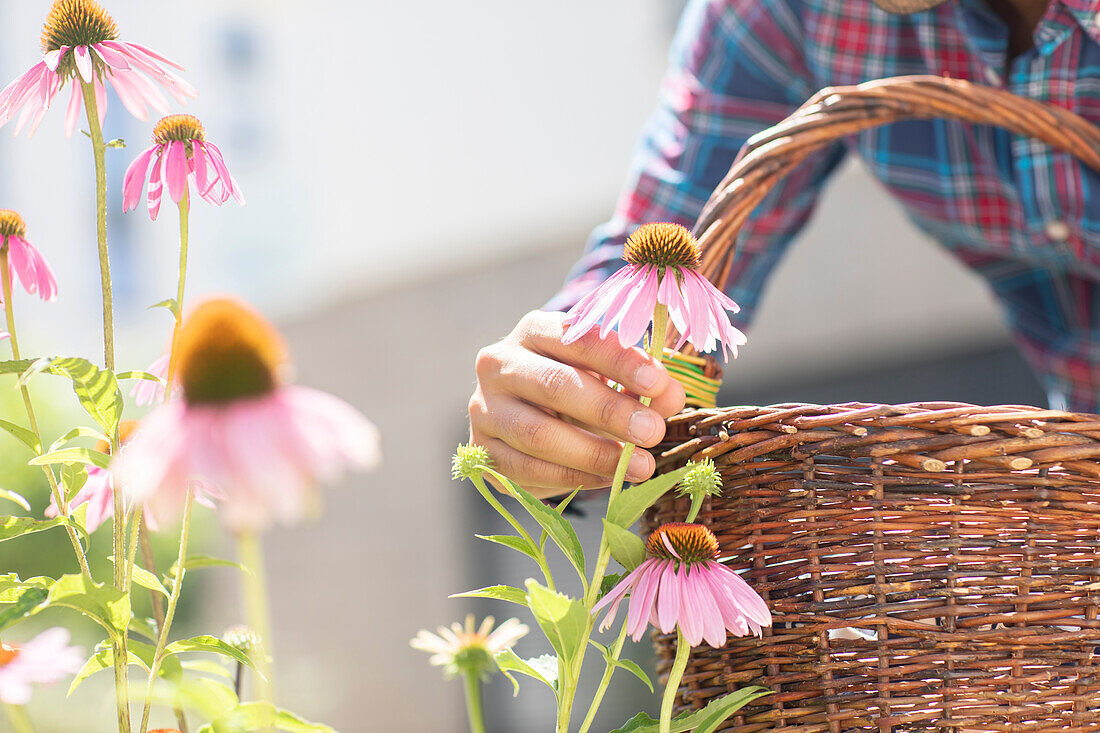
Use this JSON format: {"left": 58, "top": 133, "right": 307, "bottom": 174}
{"left": 0, "top": 210, "right": 27, "bottom": 239}
{"left": 623, "top": 222, "right": 701, "bottom": 270}
{"left": 0, "top": 642, "right": 20, "bottom": 666}
{"left": 646, "top": 522, "right": 720, "bottom": 563}
{"left": 172, "top": 299, "right": 286, "bottom": 405}
{"left": 153, "top": 114, "right": 206, "bottom": 146}
{"left": 41, "top": 0, "right": 118, "bottom": 54}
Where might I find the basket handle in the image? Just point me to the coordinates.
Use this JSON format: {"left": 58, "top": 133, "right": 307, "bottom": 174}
{"left": 666, "top": 75, "right": 1100, "bottom": 363}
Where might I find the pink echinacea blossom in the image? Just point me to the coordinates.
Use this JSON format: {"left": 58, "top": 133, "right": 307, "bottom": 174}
{"left": 0, "top": 0, "right": 195, "bottom": 138}
{"left": 593, "top": 522, "right": 771, "bottom": 648}
{"left": 114, "top": 298, "right": 382, "bottom": 533}
{"left": 562, "top": 222, "right": 746, "bottom": 361}
{"left": 0, "top": 628, "right": 83, "bottom": 705}
{"left": 0, "top": 210, "right": 57, "bottom": 302}
{"left": 123, "top": 114, "right": 244, "bottom": 220}
{"left": 130, "top": 353, "right": 176, "bottom": 406}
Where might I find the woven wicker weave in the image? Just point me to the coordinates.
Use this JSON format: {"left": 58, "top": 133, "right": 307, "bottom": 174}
{"left": 646, "top": 77, "right": 1100, "bottom": 732}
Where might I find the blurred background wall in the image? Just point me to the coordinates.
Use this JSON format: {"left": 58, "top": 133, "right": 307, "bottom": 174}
{"left": 0, "top": 1, "right": 1046, "bottom": 732}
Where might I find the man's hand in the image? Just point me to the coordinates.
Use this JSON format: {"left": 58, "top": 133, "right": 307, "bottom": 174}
{"left": 469, "top": 310, "right": 687, "bottom": 499}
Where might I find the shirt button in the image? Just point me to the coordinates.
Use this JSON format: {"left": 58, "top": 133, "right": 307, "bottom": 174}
{"left": 1045, "top": 220, "right": 1071, "bottom": 242}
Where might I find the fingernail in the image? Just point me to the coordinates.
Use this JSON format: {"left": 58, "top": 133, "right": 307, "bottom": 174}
{"left": 634, "top": 362, "right": 660, "bottom": 391}
{"left": 627, "top": 451, "right": 652, "bottom": 481}
{"left": 629, "top": 410, "right": 661, "bottom": 443}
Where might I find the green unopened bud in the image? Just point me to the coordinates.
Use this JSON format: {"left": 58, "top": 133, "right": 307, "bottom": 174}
{"left": 677, "top": 458, "right": 721, "bottom": 522}
{"left": 452, "top": 443, "right": 492, "bottom": 480}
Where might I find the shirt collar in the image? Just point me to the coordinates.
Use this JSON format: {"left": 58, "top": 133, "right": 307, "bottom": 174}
{"left": 1053, "top": 0, "right": 1100, "bottom": 47}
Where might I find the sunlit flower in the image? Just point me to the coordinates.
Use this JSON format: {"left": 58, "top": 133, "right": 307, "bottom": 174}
{"left": 592, "top": 522, "right": 771, "bottom": 648}
{"left": 46, "top": 421, "right": 219, "bottom": 532}
{"left": 411, "top": 615, "right": 528, "bottom": 680}
{"left": 130, "top": 353, "right": 176, "bottom": 406}
{"left": 0, "top": 210, "right": 57, "bottom": 302}
{"left": 123, "top": 114, "right": 244, "bottom": 220}
{"left": 452, "top": 443, "right": 492, "bottom": 481}
{"left": 0, "top": 628, "right": 83, "bottom": 705}
{"left": 0, "top": 0, "right": 195, "bottom": 137}
{"left": 114, "top": 298, "right": 382, "bottom": 532}
{"left": 562, "top": 222, "right": 746, "bottom": 361}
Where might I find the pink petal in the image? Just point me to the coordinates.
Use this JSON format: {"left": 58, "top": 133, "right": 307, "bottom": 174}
{"left": 165, "top": 141, "right": 189, "bottom": 204}
{"left": 74, "top": 46, "right": 93, "bottom": 83}
{"left": 123, "top": 146, "right": 157, "bottom": 213}
{"left": 63, "top": 81, "right": 82, "bottom": 138}
{"left": 43, "top": 48, "right": 66, "bottom": 72}
{"left": 676, "top": 564, "right": 703, "bottom": 646}
{"left": 191, "top": 143, "right": 211, "bottom": 199}
{"left": 106, "top": 70, "right": 150, "bottom": 121}
{"left": 615, "top": 266, "right": 660, "bottom": 348}
{"left": 147, "top": 152, "right": 164, "bottom": 220}
{"left": 92, "top": 43, "right": 131, "bottom": 70}
{"left": 561, "top": 267, "right": 635, "bottom": 345}
{"left": 657, "top": 560, "right": 681, "bottom": 633}
{"left": 626, "top": 560, "right": 662, "bottom": 641}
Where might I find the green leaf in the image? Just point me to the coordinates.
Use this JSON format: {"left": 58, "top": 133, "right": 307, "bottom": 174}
{"left": 606, "top": 466, "right": 690, "bottom": 528}
{"left": 525, "top": 579, "right": 587, "bottom": 666}
{"left": 554, "top": 488, "right": 581, "bottom": 515}
{"left": 211, "top": 702, "right": 276, "bottom": 733}
{"left": 0, "top": 586, "right": 49, "bottom": 631}
{"left": 449, "top": 585, "right": 528, "bottom": 607}
{"left": 60, "top": 464, "right": 88, "bottom": 502}
{"left": 0, "top": 515, "right": 82, "bottom": 543}
{"left": 150, "top": 298, "right": 181, "bottom": 319}
{"left": 115, "top": 370, "right": 162, "bottom": 383}
{"left": 129, "top": 615, "right": 159, "bottom": 642}
{"left": 166, "top": 635, "right": 260, "bottom": 675}
{"left": 608, "top": 687, "right": 771, "bottom": 733}
{"left": 106, "top": 137, "right": 126, "bottom": 148}
{"left": 589, "top": 641, "right": 652, "bottom": 692}
{"left": 47, "top": 573, "right": 130, "bottom": 640}
{"left": 49, "top": 426, "right": 109, "bottom": 453}
{"left": 17, "top": 357, "right": 53, "bottom": 387}
{"left": 181, "top": 658, "right": 235, "bottom": 680}
{"left": 0, "top": 419, "right": 40, "bottom": 453}
{"left": 0, "top": 573, "right": 51, "bottom": 602}
{"left": 107, "top": 555, "right": 169, "bottom": 598}
{"left": 274, "top": 709, "right": 336, "bottom": 732}
{"left": 602, "top": 519, "right": 646, "bottom": 571}
{"left": 174, "top": 676, "right": 240, "bottom": 721}
{"left": 0, "top": 359, "right": 35, "bottom": 375}
{"left": 475, "top": 534, "right": 541, "bottom": 562}
{"left": 43, "top": 357, "right": 124, "bottom": 435}
{"left": 599, "top": 572, "right": 624, "bottom": 600}
{"left": 68, "top": 640, "right": 167, "bottom": 695}
{"left": 29, "top": 447, "right": 110, "bottom": 469}
{"left": 0, "top": 489, "right": 30, "bottom": 512}
{"left": 169, "top": 554, "right": 250, "bottom": 577}
{"left": 483, "top": 467, "right": 585, "bottom": 578}
{"left": 495, "top": 649, "right": 558, "bottom": 697}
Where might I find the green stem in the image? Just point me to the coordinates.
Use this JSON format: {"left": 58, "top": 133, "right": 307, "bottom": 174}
{"left": 0, "top": 245, "right": 92, "bottom": 577}
{"left": 238, "top": 532, "right": 275, "bottom": 726}
{"left": 4, "top": 703, "right": 35, "bottom": 733}
{"left": 461, "top": 670, "right": 488, "bottom": 733}
{"left": 469, "top": 473, "right": 556, "bottom": 591}
{"left": 163, "top": 193, "right": 190, "bottom": 393}
{"left": 138, "top": 487, "right": 194, "bottom": 733}
{"left": 79, "top": 81, "right": 114, "bottom": 372}
{"left": 576, "top": 622, "right": 630, "bottom": 733}
{"left": 659, "top": 629, "right": 690, "bottom": 733}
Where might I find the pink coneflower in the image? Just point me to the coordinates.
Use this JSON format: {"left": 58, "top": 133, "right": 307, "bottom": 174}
{"left": 123, "top": 114, "right": 244, "bottom": 220}
{"left": 114, "top": 298, "right": 382, "bottom": 532}
{"left": 0, "top": 0, "right": 195, "bottom": 137}
{"left": 130, "top": 353, "right": 175, "bottom": 406}
{"left": 562, "top": 222, "right": 746, "bottom": 361}
{"left": 593, "top": 522, "right": 771, "bottom": 648}
{"left": 0, "top": 210, "right": 57, "bottom": 303}
{"left": 0, "top": 628, "right": 83, "bottom": 705}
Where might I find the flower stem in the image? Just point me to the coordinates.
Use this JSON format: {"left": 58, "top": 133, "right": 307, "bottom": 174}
{"left": 4, "top": 704, "right": 35, "bottom": 733}
{"left": 163, "top": 193, "right": 190, "bottom": 392}
{"left": 659, "top": 629, "right": 690, "bottom": 733}
{"left": 469, "top": 472, "right": 556, "bottom": 591}
{"left": 0, "top": 246, "right": 92, "bottom": 578}
{"left": 237, "top": 532, "right": 275, "bottom": 724}
{"left": 139, "top": 487, "right": 194, "bottom": 733}
{"left": 461, "top": 670, "right": 488, "bottom": 733}
{"left": 576, "top": 622, "right": 630, "bottom": 733}
{"left": 79, "top": 81, "right": 115, "bottom": 373}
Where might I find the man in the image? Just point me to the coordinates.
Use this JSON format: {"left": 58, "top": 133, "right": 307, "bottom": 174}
{"left": 470, "top": 0, "right": 1099, "bottom": 499}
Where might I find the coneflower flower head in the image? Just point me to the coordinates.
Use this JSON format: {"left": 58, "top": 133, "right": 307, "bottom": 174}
{"left": 562, "top": 222, "right": 746, "bottom": 361}
{"left": 123, "top": 113, "right": 244, "bottom": 220}
{"left": 0, "top": 210, "right": 58, "bottom": 303}
{"left": 452, "top": 443, "right": 492, "bottom": 481}
{"left": 0, "top": 0, "right": 195, "bottom": 137}
{"left": 592, "top": 522, "right": 771, "bottom": 647}
{"left": 410, "top": 615, "right": 529, "bottom": 681}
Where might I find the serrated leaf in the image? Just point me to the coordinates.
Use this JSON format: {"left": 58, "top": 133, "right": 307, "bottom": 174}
{"left": 29, "top": 447, "right": 110, "bottom": 469}
{"left": 49, "top": 426, "right": 109, "bottom": 453}
{"left": 525, "top": 579, "right": 586, "bottom": 666}
{"left": 0, "top": 419, "right": 40, "bottom": 453}
{"left": 483, "top": 467, "right": 585, "bottom": 578}
{"left": 606, "top": 466, "right": 689, "bottom": 528}
{"left": 602, "top": 519, "right": 646, "bottom": 571}
{"left": 47, "top": 573, "right": 130, "bottom": 639}
{"left": 495, "top": 649, "right": 558, "bottom": 698}
{"left": 150, "top": 298, "right": 181, "bottom": 319}
{"left": 107, "top": 555, "right": 169, "bottom": 598}
{"left": 449, "top": 585, "right": 528, "bottom": 607}
{"left": 42, "top": 357, "right": 123, "bottom": 435}
{"left": 475, "top": 534, "right": 541, "bottom": 561}
{"left": 0, "top": 489, "right": 30, "bottom": 512}
{"left": 166, "top": 635, "right": 260, "bottom": 675}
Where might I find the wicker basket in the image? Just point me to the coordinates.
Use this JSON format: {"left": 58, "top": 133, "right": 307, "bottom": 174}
{"left": 646, "top": 77, "right": 1100, "bottom": 732}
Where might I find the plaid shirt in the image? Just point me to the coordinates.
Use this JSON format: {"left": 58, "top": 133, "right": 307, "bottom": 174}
{"left": 546, "top": 0, "right": 1100, "bottom": 413}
